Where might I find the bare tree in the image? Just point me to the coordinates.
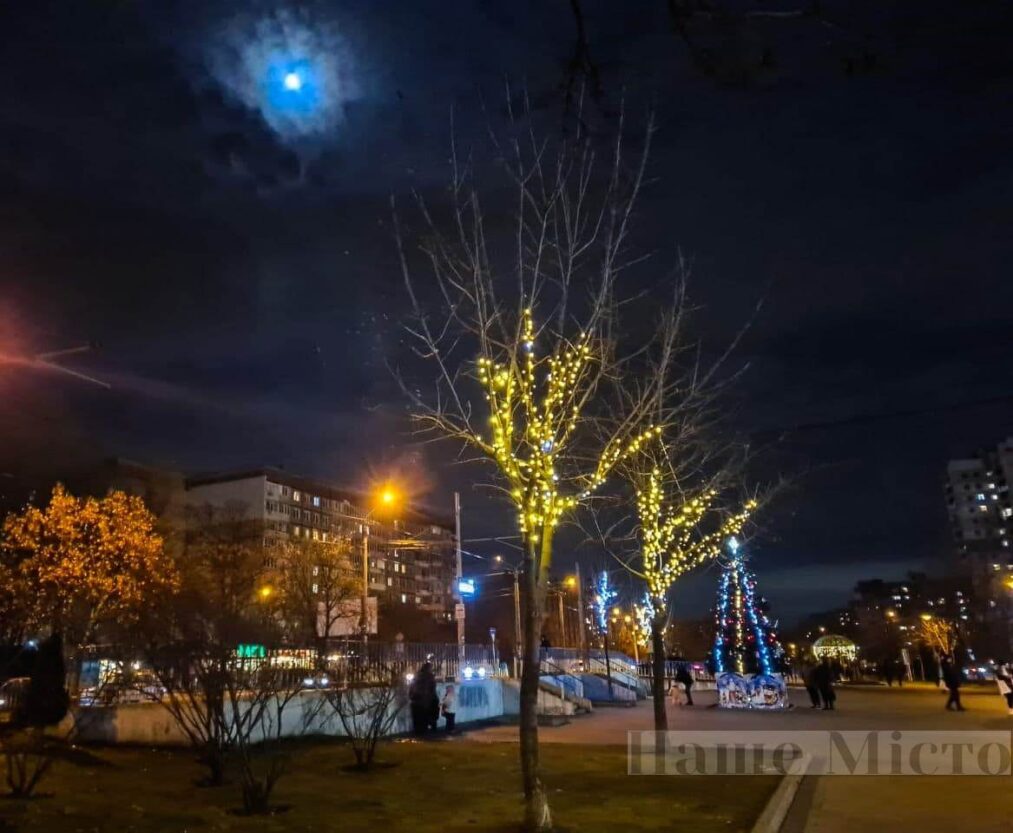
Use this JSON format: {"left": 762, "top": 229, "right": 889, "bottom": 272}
{"left": 140, "top": 504, "right": 275, "bottom": 786}
{"left": 395, "top": 95, "right": 683, "bottom": 830}
{"left": 275, "top": 536, "right": 359, "bottom": 655}
{"left": 321, "top": 664, "right": 407, "bottom": 770}
{"left": 225, "top": 660, "right": 315, "bottom": 815}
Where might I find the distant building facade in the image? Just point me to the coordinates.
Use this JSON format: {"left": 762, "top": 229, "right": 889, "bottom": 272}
{"left": 945, "top": 437, "right": 1013, "bottom": 653}
{"left": 185, "top": 468, "right": 457, "bottom": 628}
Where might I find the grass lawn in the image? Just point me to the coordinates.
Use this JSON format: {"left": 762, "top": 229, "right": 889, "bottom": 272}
{"left": 1, "top": 738, "right": 777, "bottom": 832}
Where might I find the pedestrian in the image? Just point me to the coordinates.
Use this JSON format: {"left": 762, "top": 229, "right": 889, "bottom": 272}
{"left": 995, "top": 662, "right": 1013, "bottom": 716}
{"left": 441, "top": 683, "right": 457, "bottom": 732}
{"left": 941, "top": 654, "right": 965, "bottom": 711}
{"left": 675, "top": 663, "right": 695, "bottom": 707}
{"left": 409, "top": 661, "right": 438, "bottom": 735}
{"left": 800, "top": 661, "right": 821, "bottom": 708}
{"left": 883, "top": 658, "right": 894, "bottom": 687}
{"left": 815, "top": 657, "right": 835, "bottom": 710}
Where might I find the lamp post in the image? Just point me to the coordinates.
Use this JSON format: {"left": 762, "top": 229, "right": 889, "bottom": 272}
{"left": 574, "top": 563, "right": 587, "bottom": 666}
{"left": 454, "top": 491, "right": 465, "bottom": 669}
{"left": 359, "top": 486, "right": 400, "bottom": 643}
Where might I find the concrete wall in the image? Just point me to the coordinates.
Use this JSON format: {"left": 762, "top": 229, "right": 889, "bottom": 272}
{"left": 70, "top": 678, "right": 505, "bottom": 746}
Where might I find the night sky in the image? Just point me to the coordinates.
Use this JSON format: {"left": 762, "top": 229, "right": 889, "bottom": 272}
{"left": 1, "top": 1, "right": 1011, "bottom": 622}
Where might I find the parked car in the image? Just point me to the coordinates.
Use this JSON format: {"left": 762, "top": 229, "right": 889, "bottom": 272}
{"left": 78, "top": 670, "right": 165, "bottom": 707}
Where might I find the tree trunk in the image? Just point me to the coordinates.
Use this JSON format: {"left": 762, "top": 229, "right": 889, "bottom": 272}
{"left": 651, "top": 614, "right": 668, "bottom": 732}
{"left": 519, "top": 538, "right": 552, "bottom": 832}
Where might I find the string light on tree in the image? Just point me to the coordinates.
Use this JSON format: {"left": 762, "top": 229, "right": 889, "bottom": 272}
{"left": 474, "top": 308, "right": 661, "bottom": 554}
{"left": 592, "top": 571, "right": 618, "bottom": 635}
{"left": 635, "top": 466, "right": 757, "bottom": 620}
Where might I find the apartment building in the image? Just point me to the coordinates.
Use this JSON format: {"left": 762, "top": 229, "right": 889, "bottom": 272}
{"left": 186, "top": 468, "right": 458, "bottom": 628}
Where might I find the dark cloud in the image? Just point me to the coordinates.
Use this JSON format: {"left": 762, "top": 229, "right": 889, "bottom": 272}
{"left": 1, "top": 0, "right": 1011, "bottom": 621}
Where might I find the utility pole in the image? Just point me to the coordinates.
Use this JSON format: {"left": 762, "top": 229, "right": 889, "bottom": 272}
{"left": 360, "top": 524, "right": 370, "bottom": 644}
{"left": 575, "top": 562, "right": 587, "bottom": 665}
{"left": 512, "top": 569, "right": 522, "bottom": 678}
{"left": 557, "top": 589, "right": 567, "bottom": 648}
{"left": 454, "top": 491, "right": 465, "bottom": 669}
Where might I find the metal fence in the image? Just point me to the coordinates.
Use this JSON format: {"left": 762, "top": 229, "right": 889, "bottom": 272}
{"left": 314, "top": 641, "right": 495, "bottom": 684}
{"left": 635, "top": 659, "right": 716, "bottom": 683}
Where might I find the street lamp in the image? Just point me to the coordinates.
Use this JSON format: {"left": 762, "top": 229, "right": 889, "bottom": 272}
{"left": 359, "top": 485, "right": 402, "bottom": 641}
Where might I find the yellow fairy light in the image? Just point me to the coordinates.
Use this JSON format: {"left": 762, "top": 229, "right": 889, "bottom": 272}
{"left": 473, "top": 308, "right": 662, "bottom": 557}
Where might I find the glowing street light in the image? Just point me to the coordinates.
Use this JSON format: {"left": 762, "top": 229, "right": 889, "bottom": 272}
{"left": 283, "top": 71, "right": 303, "bottom": 91}
{"left": 920, "top": 612, "right": 933, "bottom": 621}
{"left": 379, "top": 486, "right": 398, "bottom": 507}
{"left": 258, "top": 585, "right": 273, "bottom": 601}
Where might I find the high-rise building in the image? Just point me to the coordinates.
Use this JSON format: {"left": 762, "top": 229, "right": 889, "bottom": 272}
{"left": 185, "top": 468, "right": 458, "bottom": 631}
{"left": 945, "top": 437, "right": 1013, "bottom": 654}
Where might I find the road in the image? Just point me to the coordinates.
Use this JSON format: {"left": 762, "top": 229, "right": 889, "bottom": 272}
{"left": 465, "top": 683, "right": 1013, "bottom": 832}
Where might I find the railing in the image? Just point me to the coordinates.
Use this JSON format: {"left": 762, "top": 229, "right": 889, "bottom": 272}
{"left": 538, "top": 647, "right": 640, "bottom": 680}
{"left": 636, "top": 659, "right": 715, "bottom": 683}
{"left": 320, "top": 641, "right": 495, "bottom": 683}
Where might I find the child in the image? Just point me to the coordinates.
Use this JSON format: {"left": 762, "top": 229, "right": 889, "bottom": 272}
{"left": 441, "top": 684, "right": 457, "bottom": 732}
{"left": 996, "top": 662, "right": 1013, "bottom": 715}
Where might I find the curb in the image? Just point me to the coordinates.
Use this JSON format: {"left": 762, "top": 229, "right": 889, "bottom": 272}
{"left": 750, "top": 754, "right": 810, "bottom": 833}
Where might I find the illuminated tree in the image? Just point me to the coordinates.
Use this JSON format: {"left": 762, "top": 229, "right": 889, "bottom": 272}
{"left": 919, "top": 615, "right": 958, "bottom": 656}
{"left": 624, "top": 456, "right": 756, "bottom": 730}
{"left": 396, "top": 99, "right": 675, "bottom": 830}
{"left": 0, "top": 484, "right": 176, "bottom": 651}
{"left": 712, "top": 537, "right": 785, "bottom": 676}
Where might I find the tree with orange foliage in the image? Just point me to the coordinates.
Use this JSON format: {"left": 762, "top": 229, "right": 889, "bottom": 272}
{"left": 0, "top": 484, "right": 177, "bottom": 649}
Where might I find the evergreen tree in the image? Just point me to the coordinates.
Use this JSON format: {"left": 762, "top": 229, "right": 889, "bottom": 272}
{"left": 712, "top": 538, "right": 784, "bottom": 675}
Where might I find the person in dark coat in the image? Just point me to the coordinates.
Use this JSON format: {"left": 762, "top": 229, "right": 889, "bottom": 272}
{"left": 409, "top": 662, "right": 438, "bottom": 734}
{"left": 941, "top": 655, "right": 964, "bottom": 711}
{"left": 814, "top": 657, "right": 835, "bottom": 710}
{"left": 675, "top": 663, "right": 695, "bottom": 706}
{"left": 883, "top": 658, "right": 895, "bottom": 687}
{"left": 802, "top": 662, "right": 822, "bottom": 709}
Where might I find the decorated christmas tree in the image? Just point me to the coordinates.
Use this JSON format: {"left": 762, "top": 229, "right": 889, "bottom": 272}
{"left": 712, "top": 537, "right": 784, "bottom": 676}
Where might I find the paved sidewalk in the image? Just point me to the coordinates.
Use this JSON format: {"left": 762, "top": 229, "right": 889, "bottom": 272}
{"left": 466, "top": 686, "right": 1013, "bottom": 832}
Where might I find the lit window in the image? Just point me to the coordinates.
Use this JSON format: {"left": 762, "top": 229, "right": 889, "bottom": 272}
{"left": 387, "top": 577, "right": 393, "bottom": 586}
{"left": 401, "top": 593, "right": 407, "bottom": 603}
{"left": 976, "top": 493, "right": 986, "bottom": 501}
{"left": 294, "top": 525, "right": 301, "bottom": 536}
{"left": 313, "top": 496, "right": 320, "bottom": 507}
{"left": 294, "top": 490, "right": 301, "bottom": 501}
{"left": 312, "top": 583, "right": 319, "bottom": 594}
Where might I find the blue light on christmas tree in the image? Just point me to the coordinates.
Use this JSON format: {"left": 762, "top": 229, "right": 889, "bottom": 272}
{"left": 712, "top": 537, "right": 784, "bottom": 675}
